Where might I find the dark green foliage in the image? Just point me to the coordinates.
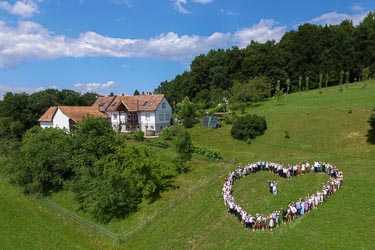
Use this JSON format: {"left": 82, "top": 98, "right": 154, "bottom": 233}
{"left": 339, "top": 70, "right": 344, "bottom": 92}
{"left": 305, "top": 76, "right": 310, "bottom": 92}
{"left": 230, "top": 77, "right": 271, "bottom": 103}
{"left": 160, "top": 127, "right": 172, "bottom": 140}
{"left": 177, "top": 97, "right": 196, "bottom": 128}
{"left": 369, "top": 113, "right": 375, "bottom": 130}
{"left": 0, "top": 89, "right": 99, "bottom": 138}
{"left": 155, "top": 12, "right": 375, "bottom": 106}
{"left": 67, "top": 117, "right": 175, "bottom": 222}
{"left": 174, "top": 131, "right": 193, "bottom": 161}
{"left": 9, "top": 127, "right": 72, "bottom": 194}
{"left": 231, "top": 114, "right": 267, "bottom": 141}
{"left": 134, "top": 129, "right": 145, "bottom": 141}
{"left": 72, "top": 141, "right": 175, "bottom": 222}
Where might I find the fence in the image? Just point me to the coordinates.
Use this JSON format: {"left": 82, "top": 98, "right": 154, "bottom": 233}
{"left": 39, "top": 195, "right": 123, "bottom": 244}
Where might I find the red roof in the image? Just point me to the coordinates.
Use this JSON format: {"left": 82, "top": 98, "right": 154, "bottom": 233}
{"left": 38, "top": 107, "right": 58, "bottom": 122}
{"left": 105, "top": 94, "right": 165, "bottom": 112}
{"left": 92, "top": 96, "right": 117, "bottom": 112}
{"left": 58, "top": 106, "right": 108, "bottom": 122}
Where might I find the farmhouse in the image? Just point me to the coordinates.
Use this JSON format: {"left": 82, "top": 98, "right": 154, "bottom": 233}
{"left": 38, "top": 94, "right": 173, "bottom": 133}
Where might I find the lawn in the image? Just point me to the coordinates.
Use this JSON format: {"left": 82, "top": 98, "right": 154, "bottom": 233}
{"left": 0, "top": 174, "right": 115, "bottom": 249}
{"left": 2, "top": 81, "right": 375, "bottom": 249}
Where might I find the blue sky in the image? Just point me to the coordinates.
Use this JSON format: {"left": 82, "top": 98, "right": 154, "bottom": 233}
{"left": 0, "top": 0, "right": 374, "bottom": 98}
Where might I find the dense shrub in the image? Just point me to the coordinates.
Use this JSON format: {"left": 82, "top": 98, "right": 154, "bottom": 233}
{"left": 231, "top": 114, "right": 267, "bottom": 141}
{"left": 369, "top": 113, "right": 375, "bottom": 130}
{"left": 192, "top": 146, "right": 222, "bottom": 160}
{"left": 134, "top": 129, "right": 144, "bottom": 141}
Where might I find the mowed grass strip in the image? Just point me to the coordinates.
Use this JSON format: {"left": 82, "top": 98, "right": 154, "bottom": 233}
{"left": 0, "top": 175, "right": 115, "bottom": 249}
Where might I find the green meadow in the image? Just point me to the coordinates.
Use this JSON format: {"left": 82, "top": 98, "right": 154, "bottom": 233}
{"left": 1, "top": 81, "right": 375, "bottom": 249}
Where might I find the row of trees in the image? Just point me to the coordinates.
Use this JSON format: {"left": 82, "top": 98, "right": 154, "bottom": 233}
{"left": 155, "top": 12, "right": 375, "bottom": 108}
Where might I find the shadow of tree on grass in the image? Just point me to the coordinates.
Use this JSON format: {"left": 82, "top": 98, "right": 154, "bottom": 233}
{"left": 366, "top": 129, "right": 375, "bottom": 144}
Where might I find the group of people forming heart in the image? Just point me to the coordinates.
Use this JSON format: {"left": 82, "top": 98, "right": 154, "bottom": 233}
{"left": 222, "top": 161, "right": 343, "bottom": 231}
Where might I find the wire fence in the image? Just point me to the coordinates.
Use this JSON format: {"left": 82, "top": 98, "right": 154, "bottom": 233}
{"left": 121, "top": 159, "right": 235, "bottom": 240}
{"left": 39, "top": 195, "right": 123, "bottom": 244}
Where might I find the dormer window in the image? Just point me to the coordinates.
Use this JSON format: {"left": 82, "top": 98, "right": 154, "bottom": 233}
{"left": 162, "top": 102, "right": 166, "bottom": 109}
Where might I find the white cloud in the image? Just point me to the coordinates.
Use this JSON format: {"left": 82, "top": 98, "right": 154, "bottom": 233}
{"left": 350, "top": 4, "right": 364, "bottom": 12}
{"left": 0, "top": 83, "right": 32, "bottom": 92}
{"left": 0, "top": 18, "right": 289, "bottom": 69}
{"left": 309, "top": 11, "right": 367, "bottom": 26}
{"left": 233, "top": 19, "right": 286, "bottom": 47}
{"left": 173, "top": 0, "right": 190, "bottom": 14}
{"left": 74, "top": 81, "right": 116, "bottom": 92}
{"left": 0, "top": 0, "right": 39, "bottom": 18}
{"left": 172, "top": 0, "right": 214, "bottom": 14}
{"left": 220, "top": 8, "right": 237, "bottom": 16}
{"left": 113, "top": 0, "right": 133, "bottom": 7}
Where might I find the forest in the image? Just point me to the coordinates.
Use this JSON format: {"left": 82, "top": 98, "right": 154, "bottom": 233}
{"left": 155, "top": 11, "right": 375, "bottom": 108}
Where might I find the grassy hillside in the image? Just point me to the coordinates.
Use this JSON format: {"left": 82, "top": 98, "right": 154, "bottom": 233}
{"left": 119, "top": 82, "right": 375, "bottom": 249}
{"left": 0, "top": 174, "right": 115, "bottom": 249}
{"left": 1, "top": 81, "right": 375, "bottom": 249}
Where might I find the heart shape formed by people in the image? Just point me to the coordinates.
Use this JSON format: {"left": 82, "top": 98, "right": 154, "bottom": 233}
{"left": 222, "top": 161, "right": 343, "bottom": 231}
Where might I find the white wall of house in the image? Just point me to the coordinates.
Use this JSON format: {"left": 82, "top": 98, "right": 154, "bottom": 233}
{"left": 40, "top": 121, "right": 53, "bottom": 129}
{"left": 53, "top": 108, "right": 70, "bottom": 131}
{"left": 139, "top": 111, "right": 155, "bottom": 131}
{"left": 154, "top": 97, "right": 173, "bottom": 133}
{"left": 107, "top": 111, "right": 120, "bottom": 129}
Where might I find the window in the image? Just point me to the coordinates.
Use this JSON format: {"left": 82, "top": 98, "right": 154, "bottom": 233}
{"left": 162, "top": 102, "right": 166, "bottom": 109}
{"left": 159, "top": 114, "right": 164, "bottom": 121}
{"left": 146, "top": 114, "right": 150, "bottom": 120}
{"left": 165, "top": 114, "right": 170, "bottom": 121}
{"left": 113, "top": 114, "right": 118, "bottom": 120}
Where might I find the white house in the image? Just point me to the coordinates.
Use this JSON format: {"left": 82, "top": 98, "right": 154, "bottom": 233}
{"left": 38, "top": 106, "right": 109, "bottom": 132}
{"left": 38, "top": 94, "right": 173, "bottom": 134}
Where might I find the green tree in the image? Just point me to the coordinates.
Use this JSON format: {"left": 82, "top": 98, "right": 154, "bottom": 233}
{"left": 305, "top": 76, "right": 310, "bottom": 92}
{"left": 298, "top": 76, "right": 302, "bottom": 94}
{"left": 325, "top": 73, "right": 329, "bottom": 88}
{"left": 231, "top": 115, "right": 267, "bottom": 141}
{"left": 177, "top": 97, "right": 196, "bottom": 128}
{"left": 319, "top": 73, "right": 323, "bottom": 93}
{"left": 9, "top": 127, "right": 72, "bottom": 194}
{"left": 133, "top": 89, "right": 140, "bottom": 95}
{"left": 72, "top": 141, "right": 175, "bottom": 222}
{"left": 362, "top": 67, "right": 370, "bottom": 81}
{"left": 369, "top": 113, "right": 375, "bottom": 130}
{"left": 174, "top": 131, "right": 193, "bottom": 161}
{"left": 339, "top": 70, "right": 344, "bottom": 92}
{"left": 286, "top": 78, "right": 290, "bottom": 94}
{"left": 230, "top": 77, "right": 271, "bottom": 103}
{"left": 273, "top": 80, "right": 284, "bottom": 102}
{"left": 345, "top": 71, "right": 350, "bottom": 84}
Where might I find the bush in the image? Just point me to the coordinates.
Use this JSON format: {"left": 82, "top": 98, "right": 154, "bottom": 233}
{"left": 192, "top": 146, "right": 222, "bottom": 160}
{"left": 160, "top": 127, "right": 172, "bottom": 140}
{"left": 231, "top": 114, "right": 267, "bottom": 141}
{"left": 369, "top": 113, "right": 375, "bottom": 130}
{"left": 134, "top": 130, "right": 144, "bottom": 141}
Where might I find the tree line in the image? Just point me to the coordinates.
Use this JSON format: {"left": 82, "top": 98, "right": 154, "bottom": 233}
{"left": 155, "top": 12, "right": 375, "bottom": 108}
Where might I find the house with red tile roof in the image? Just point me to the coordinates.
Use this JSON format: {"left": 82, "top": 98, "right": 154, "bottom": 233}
{"left": 38, "top": 94, "right": 172, "bottom": 133}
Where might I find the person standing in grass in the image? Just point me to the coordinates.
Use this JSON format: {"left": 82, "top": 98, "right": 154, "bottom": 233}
{"left": 272, "top": 181, "right": 278, "bottom": 195}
